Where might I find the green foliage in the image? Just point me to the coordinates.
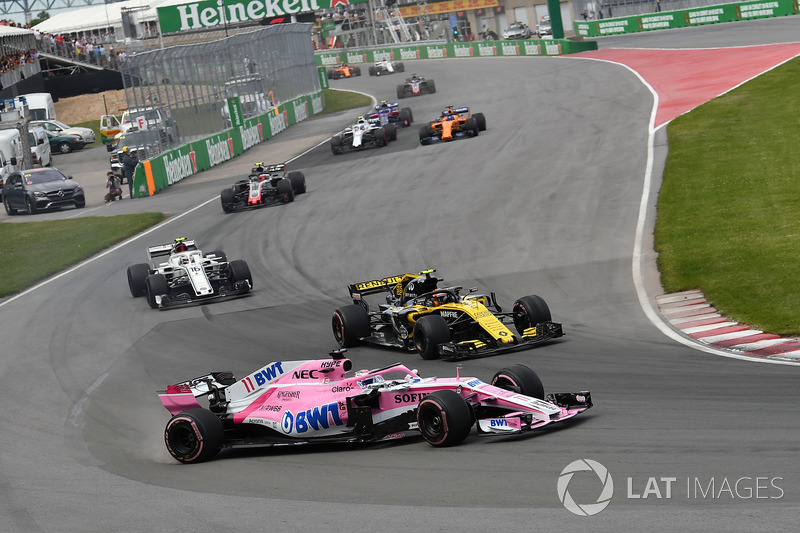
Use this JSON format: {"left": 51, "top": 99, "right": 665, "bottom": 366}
{"left": 0, "top": 214, "right": 164, "bottom": 298}
{"left": 655, "top": 56, "right": 800, "bottom": 334}
{"left": 315, "top": 89, "right": 372, "bottom": 116}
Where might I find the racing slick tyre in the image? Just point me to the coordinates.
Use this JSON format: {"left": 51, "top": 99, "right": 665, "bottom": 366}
{"left": 473, "top": 112, "right": 487, "bottom": 131}
{"left": 383, "top": 123, "right": 397, "bottom": 142}
{"left": 396, "top": 85, "right": 406, "bottom": 99}
{"left": 228, "top": 259, "right": 253, "bottom": 290}
{"left": 413, "top": 315, "right": 450, "bottom": 360}
{"left": 3, "top": 197, "right": 17, "bottom": 215}
{"left": 127, "top": 263, "right": 151, "bottom": 297}
{"left": 327, "top": 69, "right": 334, "bottom": 79}
{"left": 145, "top": 273, "right": 168, "bottom": 309}
{"left": 205, "top": 250, "right": 227, "bottom": 262}
{"left": 288, "top": 171, "right": 306, "bottom": 195}
{"left": 398, "top": 109, "right": 412, "bottom": 127}
{"left": 491, "top": 364, "right": 545, "bottom": 400}
{"left": 332, "top": 304, "right": 370, "bottom": 348}
{"left": 220, "top": 188, "right": 235, "bottom": 213}
{"left": 465, "top": 117, "right": 479, "bottom": 137}
{"left": 375, "top": 129, "right": 388, "bottom": 147}
{"left": 277, "top": 178, "right": 294, "bottom": 203}
{"left": 418, "top": 124, "right": 433, "bottom": 145}
{"left": 427, "top": 79, "right": 436, "bottom": 94}
{"left": 417, "top": 390, "right": 473, "bottom": 447}
{"left": 331, "top": 135, "right": 344, "bottom": 155}
{"left": 397, "top": 62, "right": 405, "bottom": 72}
{"left": 353, "top": 66, "right": 362, "bottom": 76}
{"left": 164, "top": 408, "right": 224, "bottom": 464}
{"left": 512, "top": 295, "right": 552, "bottom": 334}
{"left": 369, "top": 66, "right": 377, "bottom": 76}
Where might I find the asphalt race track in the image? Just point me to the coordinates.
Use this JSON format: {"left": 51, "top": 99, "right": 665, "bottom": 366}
{"left": 1, "top": 17, "right": 799, "bottom": 532}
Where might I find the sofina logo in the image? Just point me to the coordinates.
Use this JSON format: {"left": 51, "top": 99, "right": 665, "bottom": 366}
{"left": 558, "top": 459, "right": 614, "bottom": 516}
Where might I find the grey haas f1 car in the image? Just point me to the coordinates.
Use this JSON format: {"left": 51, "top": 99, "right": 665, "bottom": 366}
{"left": 331, "top": 116, "right": 396, "bottom": 155}
{"left": 157, "top": 349, "right": 592, "bottom": 463}
{"left": 333, "top": 270, "right": 563, "bottom": 360}
{"left": 127, "top": 238, "right": 252, "bottom": 309}
{"left": 396, "top": 74, "right": 436, "bottom": 99}
{"left": 220, "top": 162, "right": 306, "bottom": 213}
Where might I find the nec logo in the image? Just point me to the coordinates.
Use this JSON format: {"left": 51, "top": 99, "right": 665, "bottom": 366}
{"left": 490, "top": 419, "right": 509, "bottom": 427}
{"left": 293, "top": 369, "right": 319, "bottom": 380}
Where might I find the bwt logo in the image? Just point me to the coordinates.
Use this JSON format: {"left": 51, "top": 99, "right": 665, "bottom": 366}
{"left": 557, "top": 459, "right": 614, "bottom": 516}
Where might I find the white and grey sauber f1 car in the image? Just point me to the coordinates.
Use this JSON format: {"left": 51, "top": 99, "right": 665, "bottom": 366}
{"left": 330, "top": 116, "right": 396, "bottom": 154}
{"left": 126, "top": 238, "right": 252, "bottom": 309}
{"left": 157, "top": 349, "right": 592, "bottom": 463}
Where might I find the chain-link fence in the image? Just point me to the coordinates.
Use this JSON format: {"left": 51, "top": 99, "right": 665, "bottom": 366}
{"left": 119, "top": 23, "right": 319, "bottom": 153}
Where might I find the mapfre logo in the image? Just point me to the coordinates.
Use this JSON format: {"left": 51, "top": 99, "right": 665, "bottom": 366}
{"left": 557, "top": 459, "right": 614, "bottom": 516}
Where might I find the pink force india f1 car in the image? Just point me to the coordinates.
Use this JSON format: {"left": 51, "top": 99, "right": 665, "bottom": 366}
{"left": 158, "top": 350, "right": 592, "bottom": 463}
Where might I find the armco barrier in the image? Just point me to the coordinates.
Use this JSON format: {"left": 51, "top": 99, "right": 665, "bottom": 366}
{"left": 574, "top": 0, "right": 798, "bottom": 37}
{"left": 132, "top": 91, "right": 325, "bottom": 198}
{"left": 315, "top": 38, "right": 599, "bottom": 66}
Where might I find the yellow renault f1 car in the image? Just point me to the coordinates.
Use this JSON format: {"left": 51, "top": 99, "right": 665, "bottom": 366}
{"left": 332, "top": 270, "right": 563, "bottom": 360}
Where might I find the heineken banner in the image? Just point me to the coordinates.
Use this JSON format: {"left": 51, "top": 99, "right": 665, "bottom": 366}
{"left": 158, "top": 0, "right": 368, "bottom": 34}
{"left": 575, "top": 0, "right": 798, "bottom": 37}
{"left": 133, "top": 91, "right": 325, "bottom": 197}
{"left": 315, "top": 39, "right": 598, "bottom": 65}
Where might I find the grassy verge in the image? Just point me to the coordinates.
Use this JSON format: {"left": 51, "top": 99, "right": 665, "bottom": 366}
{"left": 74, "top": 119, "right": 102, "bottom": 147}
{"left": 315, "top": 88, "right": 372, "bottom": 116}
{"left": 655, "top": 56, "right": 800, "bottom": 335}
{"left": 0, "top": 214, "right": 165, "bottom": 298}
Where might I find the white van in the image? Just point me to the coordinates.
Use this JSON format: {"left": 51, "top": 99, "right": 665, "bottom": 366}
{"left": 28, "top": 126, "right": 52, "bottom": 167}
{"left": 15, "top": 93, "right": 56, "bottom": 121}
{"left": 0, "top": 129, "right": 22, "bottom": 198}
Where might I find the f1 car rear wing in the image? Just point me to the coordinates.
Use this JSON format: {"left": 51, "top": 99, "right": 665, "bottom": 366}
{"left": 251, "top": 162, "right": 286, "bottom": 175}
{"left": 148, "top": 238, "right": 197, "bottom": 259}
{"left": 441, "top": 106, "right": 470, "bottom": 117}
{"left": 157, "top": 371, "right": 235, "bottom": 415}
{"left": 375, "top": 102, "right": 399, "bottom": 111}
{"left": 347, "top": 269, "right": 440, "bottom": 300}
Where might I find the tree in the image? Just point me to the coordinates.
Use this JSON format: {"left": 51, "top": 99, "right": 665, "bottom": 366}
{"left": 29, "top": 11, "right": 50, "bottom": 26}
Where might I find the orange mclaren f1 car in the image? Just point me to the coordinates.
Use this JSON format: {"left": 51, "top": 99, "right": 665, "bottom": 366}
{"left": 418, "top": 106, "right": 486, "bottom": 145}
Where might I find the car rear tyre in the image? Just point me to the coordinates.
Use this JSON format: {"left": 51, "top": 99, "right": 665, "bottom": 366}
{"left": 396, "top": 85, "right": 405, "bottom": 99}
{"left": 413, "top": 315, "right": 450, "bottom": 360}
{"left": 220, "top": 188, "right": 235, "bottom": 213}
{"left": 466, "top": 117, "right": 479, "bottom": 137}
{"left": 145, "top": 273, "right": 168, "bottom": 309}
{"left": 331, "top": 134, "right": 343, "bottom": 155}
{"left": 4, "top": 197, "right": 17, "bottom": 215}
{"left": 473, "top": 112, "right": 487, "bottom": 131}
{"left": 332, "top": 304, "right": 370, "bottom": 348}
{"left": 127, "top": 263, "right": 151, "bottom": 297}
{"left": 417, "top": 390, "right": 473, "bottom": 447}
{"left": 228, "top": 259, "right": 252, "bottom": 289}
{"left": 288, "top": 171, "right": 306, "bottom": 194}
{"left": 353, "top": 66, "right": 361, "bottom": 76}
{"left": 398, "top": 109, "right": 412, "bottom": 127}
{"left": 164, "top": 408, "right": 224, "bottom": 464}
{"left": 375, "top": 129, "right": 387, "bottom": 147}
{"left": 397, "top": 62, "right": 405, "bottom": 72}
{"left": 427, "top": 79, "right": 436, "bottom": 93}
{"left": 419, "top": 124, "right": 433, "bottom": 145}
{"left": 512, "top": 295, "right": 551, "bottom": 334}
{"left": 491, "top": 364, "right": 545, "bottom": 399}
{"left": 58, "top": 142, "right": 73, "bottom": 154}
{"left": 369, "top": 66, "right": 376, "bottom": 76}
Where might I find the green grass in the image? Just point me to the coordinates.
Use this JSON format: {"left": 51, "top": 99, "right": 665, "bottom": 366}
{"left": 0, "top": 214, "right": 164, "bottom": 298}
{"left": 315, "top": 88, "right": 372, "bottom": 116}
{"left": 655, "top": 56, "right": 800, "bottom": 335}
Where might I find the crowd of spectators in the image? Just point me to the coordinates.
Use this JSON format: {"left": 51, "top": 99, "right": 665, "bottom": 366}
{"left": 37, "top": 32, "right": 128, "bottom": 70}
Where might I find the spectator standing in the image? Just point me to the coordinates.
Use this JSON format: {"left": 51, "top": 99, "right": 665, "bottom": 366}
{"left": 121, "top": 147, "right": 138, "bottom": 197}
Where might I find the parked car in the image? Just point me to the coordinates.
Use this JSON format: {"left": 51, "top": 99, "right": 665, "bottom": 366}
{"left": 2, "top": 167, "right": 84, "bottom": 215}
{"left": 537, "top": 16, "right": 552, "bottom": 37}
{"left": 45, "top": 130, "right": 87, "bottom": 154}
{"left": 28, "top": 127, "right": 52, "bottom": 167}
{"left": 503, "top": 22, "right": 532, "bottom": 40}
{"left": 31, "top": 119, "right": 96, "bottom": 145}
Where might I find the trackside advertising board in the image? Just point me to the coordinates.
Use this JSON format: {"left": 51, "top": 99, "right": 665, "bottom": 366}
{"left": 315, "top": 38, "right": 598, "bottom": 65}
{"left": 132, "top": 91, "right": 324, "bottom": 197}
{"left": 157, "top": 0, "right": 368, "bottom": 33}
{"left": 574, "top": 0, "right": 798, "bottom": 37}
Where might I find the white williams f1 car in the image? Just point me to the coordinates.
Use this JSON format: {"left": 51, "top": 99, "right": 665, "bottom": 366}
{"left": 127, "top": 238, "right": 252, "bottom": 309}
{"left": 330, "top": 116, "right": 396, "bottom": 155}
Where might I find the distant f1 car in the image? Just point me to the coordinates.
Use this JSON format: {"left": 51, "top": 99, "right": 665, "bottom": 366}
{"left": 396, "top": 74, "right": 436, "bottom": 99}
{"left": 368, "top": 100, "right": 413, "bottom": 128}
{"left": 127, "top": 238, "right": 252, "bottom": 309}
{"left": 327, "top": 64, "right": 362, "bottom": 79}
{"left": 331, "top": 116, "right": 396, "bottom": 155}
{"left": 220, "top": 162, "right": 306, "bottom": 213}
{"left": 332, "top": 270, "right": 563, "bottom": 360}
{"left": 419, "top": 106, "right": 487, "bottom": 145}
{"left": 157, "top": 349, "right": 592, "bottom": 463}
{"left": 369, "top": 60, "right": 405, "bottom": 76}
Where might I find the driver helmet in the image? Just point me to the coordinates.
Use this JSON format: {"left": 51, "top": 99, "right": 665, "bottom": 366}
{"left": 432, "top": 292, "right": 446, "bottom": 307}
{"left": 173, "top": 239, "right": 188, "bottom": 253}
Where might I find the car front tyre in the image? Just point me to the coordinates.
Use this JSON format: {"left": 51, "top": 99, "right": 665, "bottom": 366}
{"left": 145, "top": 273, "right": 168, "bottom": 309}
{"left": 127, "top": 263, "right": 151, "bottom": 297}
{"left": 228, "top": 259, "right": 253, "bottom": 290}
{"left": 512, "top": 294, "right": 552, "bottom": 334}
{"left": 417, "top": 390, "right": 473, "bottom": 447}
{"left": 25, "top": 196, "right": 37, "bottom": 215}
{"left": 491, "top": 364, "right": 545, "bottom": 399}
{"left": 413, "top": 315, "right": 450, "bottom": 360}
